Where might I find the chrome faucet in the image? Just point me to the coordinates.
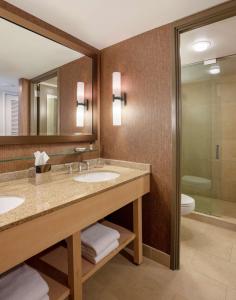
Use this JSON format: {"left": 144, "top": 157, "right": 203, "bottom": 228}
{"left": 65, "top": 163, "right": 73, "bottom": 174}
{"left": 78, "top": 161, "right": 90, "bottom": 172}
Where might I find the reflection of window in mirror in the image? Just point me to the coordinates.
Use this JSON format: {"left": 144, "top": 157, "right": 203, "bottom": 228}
{"left": 0, "top": 17, "right": 93, "bottom": 136}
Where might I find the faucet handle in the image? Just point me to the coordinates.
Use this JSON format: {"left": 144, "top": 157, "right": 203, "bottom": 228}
{"left": 65, "top": 163, "right": 73, "bottom": 174}
{"left": 78, "top": 162, "right": 83, "bottom": 173}
{"left": 78, "top": 161, "right": 90, "bottom": 172}
{"left": 85, "top": 160, "right": 90, "bottom": 170}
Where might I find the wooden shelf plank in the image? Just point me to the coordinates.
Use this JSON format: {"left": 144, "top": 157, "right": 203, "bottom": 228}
{"left": 82, "top": 221, "right": 135, "bottom": 282}
{"left": 25, "top": 270, "right": 70, "bottom": 300}
{"left": 40, "top": 221, "right": 135, "bottom": 283}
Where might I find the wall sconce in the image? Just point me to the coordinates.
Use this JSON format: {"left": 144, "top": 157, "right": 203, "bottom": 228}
{"left": 112, "top": 72, "right": 126, "bottom": 126}
{"left": 76, "top": 82, "right": 88, "bottom": 127}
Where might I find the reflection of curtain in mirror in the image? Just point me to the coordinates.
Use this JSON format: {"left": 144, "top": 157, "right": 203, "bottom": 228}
{"left": 5, "top": 93, "right": 19, "bottom": 136}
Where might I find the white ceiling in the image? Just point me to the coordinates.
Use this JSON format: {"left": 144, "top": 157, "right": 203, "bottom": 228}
{"left": 181, "top": 16, "right": 236, "bottom": 65}
{"left": 0, "top": 18, "right": 82, "bottom": 92}
{"left": 6, "top": 0, "right": 225, "bottom": 49}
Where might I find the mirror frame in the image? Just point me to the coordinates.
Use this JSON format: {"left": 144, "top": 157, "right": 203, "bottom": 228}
{"left": 0, "top": 0, "right": 99, "bottom": 144}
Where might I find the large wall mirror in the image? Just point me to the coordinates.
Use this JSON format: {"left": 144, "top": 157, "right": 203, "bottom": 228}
{"left": 0, "top": 5, "right": 98, "bottom": 144}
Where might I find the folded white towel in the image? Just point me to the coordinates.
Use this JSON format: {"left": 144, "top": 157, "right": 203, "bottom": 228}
{"left": 81, "top": 223, "right": 120, "bottom": 256}
{"left": 82, "top": 240, "right": 119, "bottom": 264}
{"left": 0, "top": 264, "right": 49, "bottom": 300}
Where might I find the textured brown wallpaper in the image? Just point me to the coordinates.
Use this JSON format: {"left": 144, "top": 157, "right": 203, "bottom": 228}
{"left": 100, "top": 24, "right": 173, "bottom": 254}
{"left": 0, "top": 143, "right": 98, "bottom": 173}
{"left": 59, "top": 56, "right": 93, "bottom": 134}
{"left": 18, "top": 78, "right": 30, "bottom": 135}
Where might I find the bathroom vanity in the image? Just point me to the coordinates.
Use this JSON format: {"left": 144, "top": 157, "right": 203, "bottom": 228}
{"left": 0, "top": 4, "right": 151, "bottom": 299}
{"left": 0, "top": 160, "right": 150, "bottom": 300}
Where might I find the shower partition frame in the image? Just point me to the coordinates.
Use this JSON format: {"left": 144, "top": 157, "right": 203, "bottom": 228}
{"left": 170, "top": 0, "right": 236, "bottom": 270}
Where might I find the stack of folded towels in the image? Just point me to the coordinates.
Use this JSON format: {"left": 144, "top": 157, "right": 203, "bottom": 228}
{"left": 81, "top": 222, "right": 120, "bottom": 264}
{"left": 0, "top": 264, "right": 49, "bottom": 300}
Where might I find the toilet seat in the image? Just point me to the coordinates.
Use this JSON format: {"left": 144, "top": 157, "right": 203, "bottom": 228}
{"left": 181, "top": 194, "right": 195, "bottom": 215}
{"left": 182, "top": 194, "right": 194, "bottom": 206}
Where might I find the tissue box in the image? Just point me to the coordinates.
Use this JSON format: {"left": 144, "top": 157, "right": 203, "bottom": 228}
{"left": 29, "top": 164, "right": 52, "bottom": 185}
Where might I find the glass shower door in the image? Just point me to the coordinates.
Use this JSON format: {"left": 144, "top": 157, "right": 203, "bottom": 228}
{"left": 212, "top": 71, "right": 236, "bottom": 221}
{"left": 181, "top": 55, "right": 236, "bottom": 221}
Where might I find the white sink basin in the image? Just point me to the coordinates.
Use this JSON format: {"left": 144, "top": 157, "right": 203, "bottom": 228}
{"left": 0, "top": 196, "right": 25, "bottom": 214}
{"left": 74, "top": 171, "right": 120, "bottom": 183}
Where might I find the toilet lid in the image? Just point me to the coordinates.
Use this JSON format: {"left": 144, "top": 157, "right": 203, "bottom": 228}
{"left": 181, "top": 194, "right": 194, "bottom": 206}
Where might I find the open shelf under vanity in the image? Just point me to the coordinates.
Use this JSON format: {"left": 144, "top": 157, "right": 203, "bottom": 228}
{"left": 39, "top": 272, "right": 70, "bottom": 300}
{"left": 28, "top": 221, "right": 135, "bottom": 299}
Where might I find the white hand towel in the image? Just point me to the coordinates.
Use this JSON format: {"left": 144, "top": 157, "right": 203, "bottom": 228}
{"left": 0, "top": 264, "right": 49, "bottom": 300}
{"left": 41, "top": 151, "right": 50, "bottom": 165}
{"left": 82, "top": 240, "right": 119, "bottom": 264}
{"left": 81, "top": 223, "right": 120, "bottom": 256}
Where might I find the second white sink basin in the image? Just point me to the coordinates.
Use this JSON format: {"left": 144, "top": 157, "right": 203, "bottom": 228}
{"left": 74, "top": 171, "right": 120, "bottom": 183}
{"left": 0, "top": 196, "right": 25, "bottom": 215}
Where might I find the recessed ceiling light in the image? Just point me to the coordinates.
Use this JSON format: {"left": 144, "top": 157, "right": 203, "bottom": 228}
{"left": 192, "top": 40, "right": 211, "bottom": 52}
{"left": 209, "top": 65, "right": 220, "bottom": 75}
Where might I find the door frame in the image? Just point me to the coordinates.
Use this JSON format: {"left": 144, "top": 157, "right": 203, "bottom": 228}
{"left": 170, "top": 0, "right": 236, "bottom": 270}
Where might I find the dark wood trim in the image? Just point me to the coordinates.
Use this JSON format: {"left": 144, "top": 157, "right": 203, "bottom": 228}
{"left": 0, "top": 134, "right": 96, "bottom": 145}
{"left": 92, "top": 53, "right": 101, "bottom": 138}
{"left": 31, "top": 69, "right": 58, "bottom": 84}
{"left": 170, "top": 24, "right": 181, "bottom": 271}
{"left": 171, "top": 0, "right": 236, "bottom": 270}
{"left": 0, "top": 0, "right": 100, "bottom": 145}
{"left": 173, "top": 0, "right": 236, "bottom": 33}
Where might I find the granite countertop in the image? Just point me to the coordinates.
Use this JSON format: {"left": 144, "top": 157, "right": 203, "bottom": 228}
{"left": 0, "top": 160, "right": 150, "bottom": 232}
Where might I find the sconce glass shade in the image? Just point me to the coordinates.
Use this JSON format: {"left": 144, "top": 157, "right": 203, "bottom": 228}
{"left": 112, "top": 72, "right": 121, "bottom": 97}
{"left": 76, "top": 104, "right": 84, "bottom": 127}
{"left": 77, "top": 82, "right": 84, "bottom": 102}
{"left": 76, "top": 81, "right": 85, "bottom": 127}
{"left": 113, "top": 99, "right": 122, "bottom": 126}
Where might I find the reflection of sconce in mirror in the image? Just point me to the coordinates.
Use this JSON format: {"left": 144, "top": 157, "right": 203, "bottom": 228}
{"left": 112, "top": 72, "right": 126, "bottom": 126}
{"left": 76, "top": 82, "right": 88, "bottom": 127}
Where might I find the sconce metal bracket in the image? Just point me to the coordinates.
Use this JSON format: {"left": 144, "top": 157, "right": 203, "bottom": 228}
{"left": 112, "top": 93, "right": 127, "bottom": 105}
{"left": 77, "top": 99, "right": 89, "bottom": 110}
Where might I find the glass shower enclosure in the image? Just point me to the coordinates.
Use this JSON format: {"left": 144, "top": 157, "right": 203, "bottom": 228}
{"left": 181, "top": 54, "right": 236, "bottom": 223}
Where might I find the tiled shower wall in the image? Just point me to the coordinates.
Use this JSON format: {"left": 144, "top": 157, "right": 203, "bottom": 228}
{"left": 182, "top": 74, "right": 236, "bottom": 202}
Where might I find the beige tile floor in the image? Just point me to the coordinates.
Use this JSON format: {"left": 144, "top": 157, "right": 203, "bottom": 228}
{"left": 83, "top": 217, "right": 236, "bottom": 299}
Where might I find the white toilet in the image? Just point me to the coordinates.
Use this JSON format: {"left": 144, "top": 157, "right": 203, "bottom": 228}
{"left": 181, "top": 194, "right": 195, "bottom": 215}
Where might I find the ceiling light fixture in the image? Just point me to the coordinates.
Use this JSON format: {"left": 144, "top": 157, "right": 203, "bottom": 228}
{"left": 192, "top": 40, "right": 211, "bottom": 52}
{"left": 209, "top": 65, "right": 220, "bottom": 75}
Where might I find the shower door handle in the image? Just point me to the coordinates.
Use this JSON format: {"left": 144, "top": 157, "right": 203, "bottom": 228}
{"left": 216, "top": 144, "right": 220, "bottom": 160}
